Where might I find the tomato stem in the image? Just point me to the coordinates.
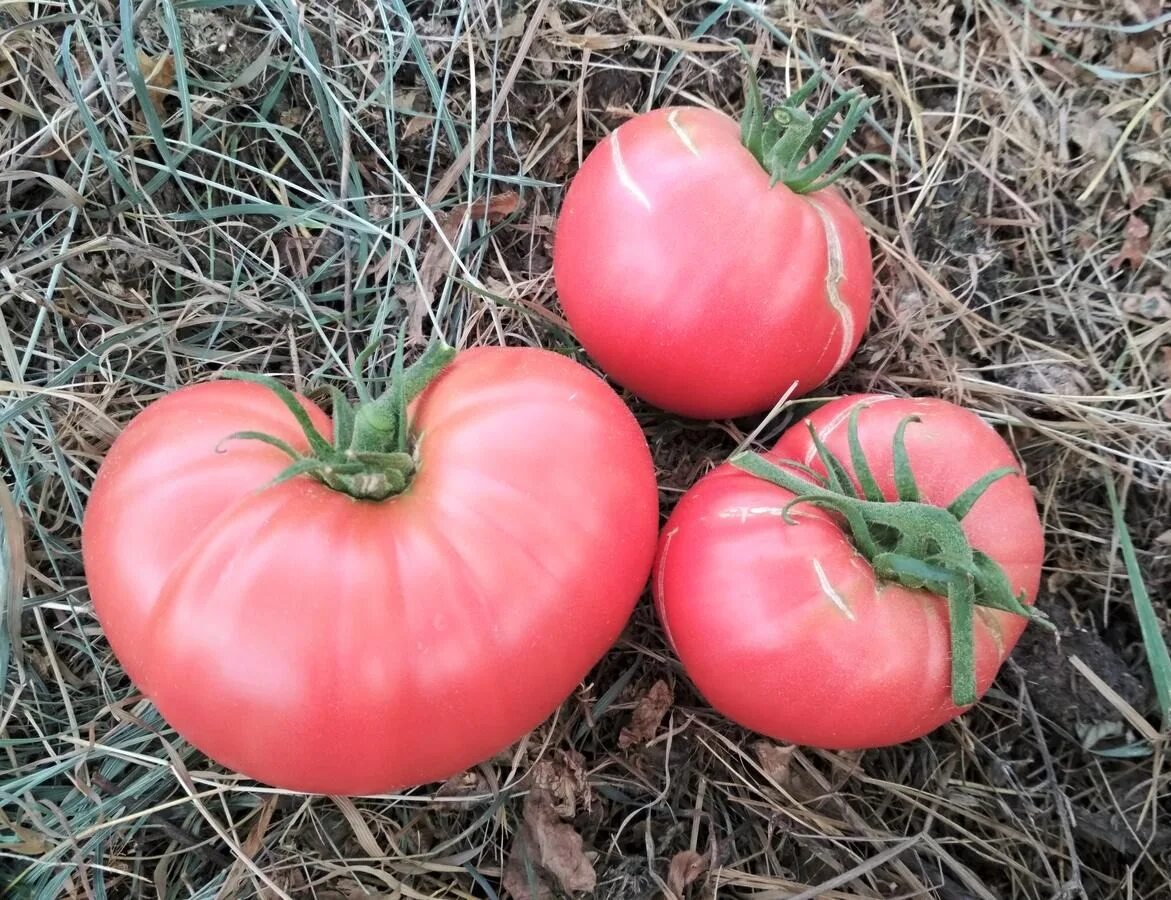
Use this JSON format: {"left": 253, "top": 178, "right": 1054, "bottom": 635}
{"left": 729, "top": 406, "right": 1053, "bottom": 707}
{"left": 220, "top": 334, "right": 457, "bottom": 501}
{"left": 738, "top": 54, "right": 881, "bottom": 193}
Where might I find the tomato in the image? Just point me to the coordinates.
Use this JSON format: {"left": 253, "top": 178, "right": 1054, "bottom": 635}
{"left": 552, "top": 74, "right": 874, "bottom": 419}
{"left": 652, "top": 394, "right": 1046, "bottom": 749}
{"left": 81, "top": 345, "right": 659, "bottom": 794}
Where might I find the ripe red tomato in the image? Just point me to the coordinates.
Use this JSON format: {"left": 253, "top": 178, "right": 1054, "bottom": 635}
{"left": 82, "top": 346, "right": 659, "bottom": 794}
{"left": 552, "top": 96, "right": 873, "bottom": 419}
{"left": 653, "top": 394, "right": 1045, "bottom": 748}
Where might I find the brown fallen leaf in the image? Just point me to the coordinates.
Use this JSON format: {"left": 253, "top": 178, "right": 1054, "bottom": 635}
{"left": 502, "top": 841, "right": 554, "bottom": 900}
{"left": 135, "top": 48, "right": 174, "bottom": 118}
{"left": 525, "top": 788, "right": 596, "bottom": 892}
{"left": 435, "top": 768, "right": 488, "bottom": 797}
{"left": 665, "top": 849, "right": 708, "bottom": 899}
{"left": 1121, "top": 44, "right": 1156, "bottom": 74}
{"left": 1121, "top": 289, "right": 1171, "bottom": 319}
{"left": 442, "top": 189, "right": 523, "bottom": 225}
{"left": 1158, "top": 346, "right": 1171, "bottom": 382}
{"left": 619, "top": 679, "right": 673, "bottom": 748}
{"left": 1069, "top": 108, "right": 1121, "bottom": 160}
{"left": 532, "top": 749, "right": 590, "bottom": 818}
{"left": 1129, "top": 185, "right": 1157, "bottom": 209}
{"left": 503, "top": 788, "right": 596, "bottom": 898}
{"left": 1109, "top": 215, "right": 1151, "bottom": 269}
{"left": 753, "top": 740, "right": 795, "bottom": 786}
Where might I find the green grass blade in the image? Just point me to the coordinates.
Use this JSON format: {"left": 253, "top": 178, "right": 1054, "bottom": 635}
{"left": 1105, "top": 475, "right": 1171, "bottom": 727}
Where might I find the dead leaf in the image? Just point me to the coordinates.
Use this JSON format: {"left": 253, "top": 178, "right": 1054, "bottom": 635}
{"left": 503, "top": 788, "right": 596, "bottom": 898}
{"left": 1109, "top": 215, "right": 1151, "bottom": 269}
{"left": 526, "top": 789, "right": 596, "bottom": 892}
{"left": 492, "top": 12, "right": 527, "bottom": 40}
{"left": 1004, "top": 354, "right": 1092, "bottom": 398}
{"left": 1150, "top": 107, "right": 1165, "bottom": 138}
{"left": 666, "top": 850, "right": 708, "bottom": 899}
{"left": 402, "top": 112, "right": 434, "bottom": 140}
{"left": 1122, "top": 289, "right": 1171, "bottom": 319}
{"left": 1124, "top": 0, "right": 1163, "bottom": 20}
{"left": 1121, "top": 44, "right": 1156, "bottom": 74}
{"left": 1155, "top": 529, "right": 1171, "bottom": 545}
{"left": 502, "top": 841, "right": 555, "bottom": 900}
{"left": 436, "top": 768, "right": 488, "bottom": 797}
{"left": 532, "top": 749, "right": 590, "bottom": 818}
{"left": 753, "top": 741, "right": 795, "bottom": 786}
{"left": 1158, "top": 346, "right": 1171, "bottom": 382}
{"left": 619, "top": 680, "right": 673, "bottom": 748}
{"left": 1070, "top": 108, "right": 1121, "bottom": 160}
{"left": 1130, "top": 185, "right": 1157, "bottom": 209}
{"left": 452, "top": 190, "right": 522, "bottom": 223}
{"left": 135, "top": 49, "right": 174, "bottom": 118}
{"left": 0, "top": 809, "right": 45, "bottom": 856}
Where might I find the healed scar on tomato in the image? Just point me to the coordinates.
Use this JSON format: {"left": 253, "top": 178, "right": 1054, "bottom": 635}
{"left": 667, "top": 110, "right": 701, "bottom": 157}
{"left": 807, "top": 196, "right": 855, "bottom": 377}
{"left": 609, "top": 131, "right": 652, "bottom": 210}
{"left": 800, "top": 396, "right": 899, "bottom": 466}
{"left": 813, "top": 558, "right": 856, "bottom": 620}
{"left": 655, "top": 526, "right": 680, "bottom": 649}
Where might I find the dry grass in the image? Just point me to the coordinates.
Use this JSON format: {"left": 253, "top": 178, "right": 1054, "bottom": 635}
{"left": 2, "top": 0, "right": 1169, "bottom": 897}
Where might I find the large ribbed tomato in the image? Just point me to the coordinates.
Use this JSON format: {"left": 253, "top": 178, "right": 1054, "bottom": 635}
{"left": 82, "top": 345, "right": 659, "bottom": 794}
{"left": 653, "top": 394, "right": 1045, "bottom": 748}
{"left": 553, "top": 78, "right": 874, "bottom": 419}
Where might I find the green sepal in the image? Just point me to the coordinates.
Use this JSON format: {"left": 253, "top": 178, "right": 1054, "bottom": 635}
{"left": 221, "top": 333, "right": 457, "bottom": 502}
{"left": 891, "top": 416, "right": 920, "bottom": 501}
{"left": 266, "top": 457, "right": 329, "bottom": 489}
{"left": 949, "top": 467, "right": 1017, "bottom": 520}
{"left": 736, "top": 59, "right": 874, "bottom": 193}
{"left": 220, "top": 371, "right": 332, "bottom": 457}
{"left": 330, "top": 387, "right": 356, "bottom": 451}
{"left": 730, "top": 410, "right": 1041, "bottom": 707}
{"left": 846, "top": 407, "right": 883, "bottom": 502}
{"left": 947, "top": 576, "right": 978, "bottom": 707}
{"left": 217, "top": 430, "right": 302, "bottom": 462}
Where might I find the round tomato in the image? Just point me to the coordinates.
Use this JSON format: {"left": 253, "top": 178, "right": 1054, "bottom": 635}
{"left": 82, "top": 345, "right": 659, "bottom": 794}
{"left": 653, "top": 394, "right": 1045, "bottom": 749}
{"left": 552, "top": 77, "right": 874, "bottom": 419}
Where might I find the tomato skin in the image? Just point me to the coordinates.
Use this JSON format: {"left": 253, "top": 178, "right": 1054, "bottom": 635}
{"left": 552, "top": 106, "right": 872, "bottom": 419}
{"left": 82, "top": 347, "right": 659, "bottom": 794}
{"left": 653, "top": 394, "right": 1044, "bottom": 749}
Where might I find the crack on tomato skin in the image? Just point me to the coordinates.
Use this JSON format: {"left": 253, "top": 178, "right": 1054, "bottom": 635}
{"left": 655, "top": 526, "right": 680, "bottom": 651}
{"left": 800, "top": 397, "right": 898, "bottom": 467}
{"left": 806, "top": 195, "right": 855, "bottom": 378}
{"left": 609, "top": 131, "right": 652, "bottom": 211}
{"left": 716, "top": 505, "right": 788, "bottom": 522}
{"left": 812, "top": 558, "right": 856, "bottom": 620}
{"left": 667, "top": 110, "right": 701, "bottom": 157}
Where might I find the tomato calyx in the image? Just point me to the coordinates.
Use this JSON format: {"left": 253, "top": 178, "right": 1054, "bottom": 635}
{"left": 730, "top": 407, "right": 1053, "bottom": 707}
{"left": 739, "top": 62, "right": 880, "bottom": 193}
{"left": 220, "top": 336, "right": 457, "bottom": 501}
